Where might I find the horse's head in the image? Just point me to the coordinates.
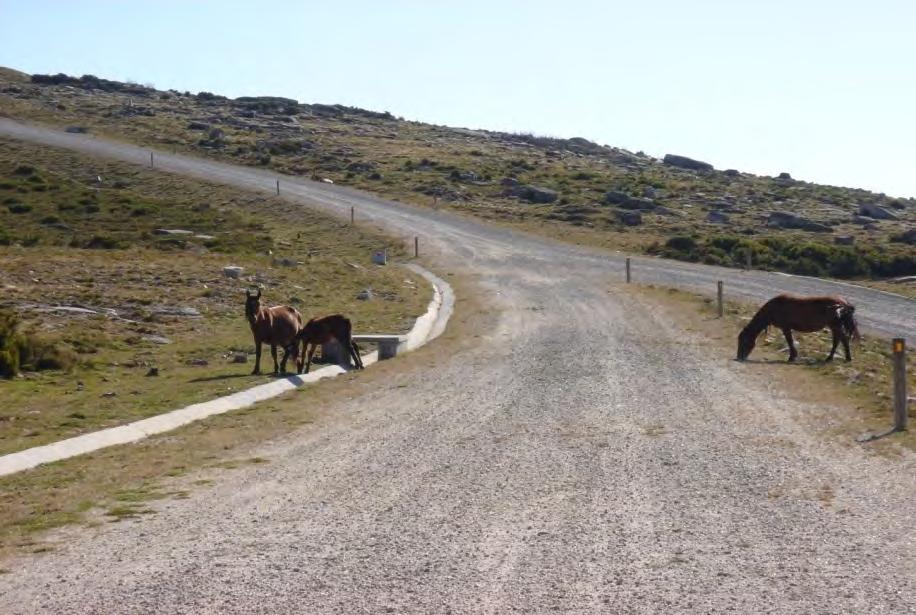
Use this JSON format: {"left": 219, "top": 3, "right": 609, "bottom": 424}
{"left": 736, "top": 326, "right": 757, "bottom": 361}
{"left": 244, "top": 288, "right": 262, "bottom": 321}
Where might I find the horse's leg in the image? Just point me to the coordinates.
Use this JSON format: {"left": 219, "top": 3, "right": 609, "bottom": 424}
{"left": 782, "top": 328, "right": 797, "bottom": 362}
{"left": 826, "top": 325, "right": 841, "bottom": 362}
{"left": 351, "top": 341, "right": 364, "bottom": 370}
{"left": 305, "top": 343, "right": 317, "bottom": 374}
{"left": 279, "top": 343, "right": 289, "bottom": 374}
{"left": 270, "top": 344, "right": 279, "bottom": 375}
{"left": 841, "top": 333, "right": 852, "bottom": 362}
{"left": 252, "top": 340, "right": 262, "bottom": 375}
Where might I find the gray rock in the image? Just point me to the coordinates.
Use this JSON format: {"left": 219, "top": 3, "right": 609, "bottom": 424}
{"left": 723, "top": 169, "right": 740, "bottom": 177}
{"left": 272, "top": 257, "right": 297, "bottom": 268}
{"left": 65, "top": 126, "right": 87, "bottom": 134}
{"left": 617, "top": 210, "right": 643, "bottom": 226}
{"left": 187, "top": 358, "right": 209, "bottom": 366}
{"left": 663, "top": 154, "right": 713, "bottom": 172}
{"left": 604, "top": 190, "right": 630, "bottom": 205}
{"left": 500, "top": 177, "right": 520, "bottom": 187}
{"left": 154, "top": 228, "right": 194, "bottom": 236}
{"left": 859, "top": 202, "right": 898, "bottom": 220}
{"left": 767, "top": 211, "right": 831, "bottom": 232}
{"left": 834, "top": 235, "right": 855, "bottom": 245}
{"left": 223, "top": 266, "right": 244, "bottom": 279}
{"left": 141, "top": 335, "right": 172, "bottom": 345}
{"left": 232, "top": 352, "right": 248, "bottom": 364}
{"left": 893, "top": 228, "right": 916, "bottom": 245}
{"left": 145, "top": 367, "right": 159, "bottom": 377}
{"left": 187, "top": 121, "right": 209, "bottom": 130}
{"left": 707, "top": 210, "right": 730, "bottom": 224}
{"left": 151, "top": 306, "right": 201, "bottom": 318}
{"left": 357, "top": 289, "right": 374, "bottom": 301}
{"left": 507, "top": 184, "right": 559, "bottom": 204}
{"left": 851, "top": 215, "right": 876, "bottom": 225}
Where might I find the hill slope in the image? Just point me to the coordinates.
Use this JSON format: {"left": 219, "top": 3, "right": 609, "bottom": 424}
{"left": 1, "top": 69, "right": 913, "bottom": 280}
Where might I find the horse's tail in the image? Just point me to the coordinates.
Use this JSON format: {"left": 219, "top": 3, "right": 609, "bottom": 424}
{"left": 838, "top": 303, "right": 860, "bottom": 341}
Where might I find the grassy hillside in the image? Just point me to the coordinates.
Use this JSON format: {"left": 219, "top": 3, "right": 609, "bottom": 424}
{"left": 0, "top": 137, "right": 427, "bottom": 455}
{"left": 0, "top": 69, "right": 914, "bottom": 285}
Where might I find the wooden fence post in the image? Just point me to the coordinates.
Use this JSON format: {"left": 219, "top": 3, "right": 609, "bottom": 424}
{"left": 276, "top": 179, "right": 280, "bottom": 195}
{"left": 625, "top": 257, "right": 631, "bottom": 283}
{"left": 149, "top": 152, "right": 154, "bottom": 168}
{"left": 350, "top": 206, "right": 354, "bottom": 225}
{"left": 745, "top": 250, "right": 752, "bottom": 271}
{"left": 717, "top": 281, "right": 724, "bottom": 318}
{"left": 414, "top": 236, "right": 419, "bottom": 258}
{"left": 893, "top": 338, "right": 908, "bottom": 431}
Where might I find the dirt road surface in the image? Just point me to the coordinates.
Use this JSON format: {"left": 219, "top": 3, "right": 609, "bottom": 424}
{"left": 1, "top": 120, "right": 914, "bottom": 613}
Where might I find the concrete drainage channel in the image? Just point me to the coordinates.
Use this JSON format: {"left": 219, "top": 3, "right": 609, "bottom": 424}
{"left": 0, "top": 264, "right": 454, "bottom": 478}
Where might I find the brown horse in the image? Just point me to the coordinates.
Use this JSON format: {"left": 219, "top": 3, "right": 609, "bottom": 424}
{"left": 737, "top": 294, "right": 859, "bottom": 362}
{"left": 295, "top": 314, "right": 364, "bottom": 374}
{"left": 244, "top": 289, "right": 302, "bottom": 375}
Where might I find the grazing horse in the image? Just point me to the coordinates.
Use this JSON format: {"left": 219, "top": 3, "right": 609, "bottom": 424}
{"left": 295, "top": 314, "right": 364, "bottom": 374}
{"left": 244, "top": 289, "right": 302, "bottom": 375}
{"left": 737, "top": 294, "right": 859, "bottom": 362}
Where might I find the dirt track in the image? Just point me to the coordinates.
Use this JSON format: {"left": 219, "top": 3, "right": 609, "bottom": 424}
{"left": 1, "top": 120, "right": 915, "bottom": 613}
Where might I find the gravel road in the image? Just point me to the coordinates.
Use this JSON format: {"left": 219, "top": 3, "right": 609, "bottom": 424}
{"left": 1, "top": 119, "right": 914, "bottom": 613}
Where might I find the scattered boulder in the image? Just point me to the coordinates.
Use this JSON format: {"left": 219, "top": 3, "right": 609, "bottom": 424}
{"left": 834, "top": 235, "right": 855, "bottom": 245}
{"left": 851, "top": 215, "right": 876, "bottom": 226}
{"left": 145, "top": 367, "right": 159, "bottom": 377}
{"left": 723, "top": 169, "right": 740, "bottom": 177}
{"left": 506, "top": 184, "right": 559, "bottom": 204}
{"left": 357, "top": 289, "right": 374, "bottom": 301}
{"left": 619, "top": 197, "right": 657, "bottom": 211}
{"left": 604, "top": 190, "right": 630, "bottom": 205}
{"left": 777, "top": 172, "right": 792, "bottom": 180}
{"left": 500, "top": 177, "right": 520, "bottom": 187}
{"left": 154, "top": 228, "right": 194, "bottom": 236}
{"left": 707, "top": 210, "right": 730, "bottom": 224}
{"left": 187, "top": 121, "right": 209, "bottom": 130}
{"left": 449, "top": 169, "right": 482, "bottom": 182}
{"left": 187, "top": 358, "right": 209, "bottom": 366}
{"left": 65, "top": 126, "right": 87, "bottom": 134}
{"left": 766, "top": 211, "right": 831, "bottom": 232}
{"left": 232, "top": 352, "right": 248, "bottom": 364}
{"left": 223, "top": 266, "right": 244, "bottom": 279}
{"left": 272, "top": 257, "right": 297, "bottom": 267}
{"left": 150, "top": 306, "right": 201, "bottom": 318}
{"left": 663, "top": 154, "right": 713, "bottom": 172}
{"left": 858, "top": 203, "right": 898, "bottom": 220}
{"left": 604, "top": 191, "right": 656, "bottom": 210}
{"left": 892, "top": 228, "right": 916, "bottom": 245}
{"left": 141, "top": 335, "right": 172, "bottom": 345}
{"left": 616, "top": 210, "right": 643, "bottom": 226}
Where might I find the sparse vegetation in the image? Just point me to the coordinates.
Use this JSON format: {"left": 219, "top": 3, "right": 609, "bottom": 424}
{"left": 0, "top": 138, "right": 428, "bottom": 456}
{"left": 1, "top": 68, "right": 913, "bottom": 289}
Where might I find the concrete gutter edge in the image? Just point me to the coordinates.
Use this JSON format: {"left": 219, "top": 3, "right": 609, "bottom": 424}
{"left": 0, "top": 265, "right": 453, "bottom": 478}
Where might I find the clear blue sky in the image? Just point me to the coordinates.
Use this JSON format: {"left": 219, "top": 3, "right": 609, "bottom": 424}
{"left": 2, "top": 1, "right": 915, "bottom": 197}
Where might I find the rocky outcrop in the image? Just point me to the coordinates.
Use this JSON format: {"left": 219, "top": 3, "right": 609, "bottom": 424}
{"left": 604, "top": 191, "right": 656, "bottom": 210}
{"left": 707, "top": 211, "right": 730, "bottom": 224}
{"left": 767, "top": 211, "right": 830, "bottom": 232}
{"left": 859, "top": 203, "right": 898, "bottom": 220}
{"left": 663, "top": 154, "right": 713, "bottom": 172}
{"left": 505, "top": 185, "right": 558, "bottom": 204}
{"left": 616, "top": 210, "right": 643, "bottom": 226}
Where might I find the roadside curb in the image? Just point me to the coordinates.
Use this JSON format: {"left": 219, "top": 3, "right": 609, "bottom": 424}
{"left": 0, "top": 265, "right": 453, "bottom": 478}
